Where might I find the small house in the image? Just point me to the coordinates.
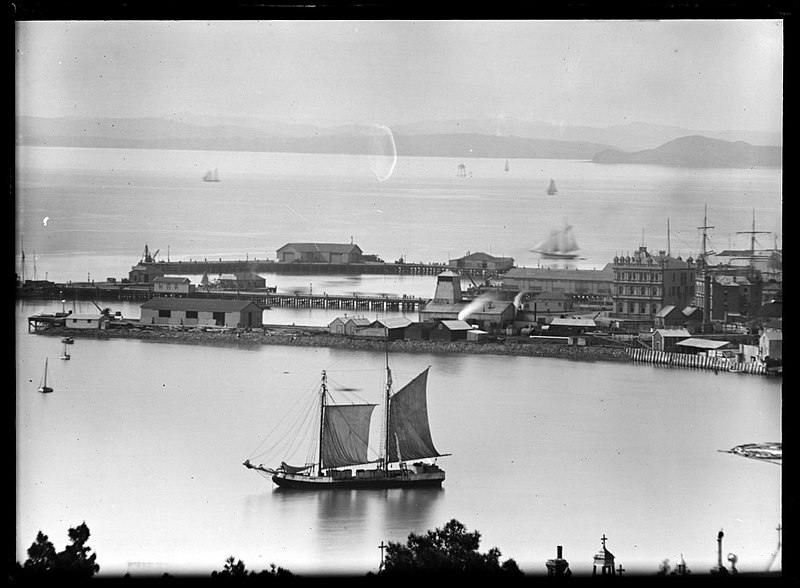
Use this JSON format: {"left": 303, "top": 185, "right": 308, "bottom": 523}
{"left": 65, "top": 313, "right": 111, "bottom": 330}
{"left": 466, "top": 329, "right": 489, "bottom": 342}
{"left": 652, "top": 328, "right": 691, "bottom": 352}
{"left": 653, "top": 305, "right": 683, "bottom": 329}
{"left": 153, "top": 276, "right": 192, "bottom": 295}
{"left": 448, "top": 251, "right": 514, "bottom": 273}
{"left": 328, "top": 316, "right": 372, "bottom": 336}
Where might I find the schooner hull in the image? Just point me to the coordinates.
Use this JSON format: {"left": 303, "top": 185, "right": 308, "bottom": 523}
{"left": 272, "top": 470, "right": 445, "bottom": 490}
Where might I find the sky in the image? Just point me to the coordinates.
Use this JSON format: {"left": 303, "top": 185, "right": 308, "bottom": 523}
{"left": 15, "top": 19, "right": 784, "bottom": 132}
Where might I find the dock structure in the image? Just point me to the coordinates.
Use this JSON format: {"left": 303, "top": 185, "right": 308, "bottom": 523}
{"left": 128, "top": 259, "right": 489, "bottom": 280}
{"left": 31, "top": 282, "right": 427, "bottom": 312}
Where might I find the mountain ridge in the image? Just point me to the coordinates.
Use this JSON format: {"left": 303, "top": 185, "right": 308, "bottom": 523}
{"left": 16, "top": 116, "right": 782, "bottom": 168}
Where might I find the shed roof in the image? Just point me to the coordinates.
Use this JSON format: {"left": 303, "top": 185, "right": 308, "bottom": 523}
{"left": 676, "top": 338, "right": 732, "bottom": 350}
{"left": 277, "top": 243, "right": 361, "bottom": 254}
{"left": 140, "top": 298, "right": 261, "bottom": 312}
{"left": 451, "top": 251, "right": 513, "bottom": 262}
{"left": 654, "top": 328, "right": 691, "bottom": 338}
{"left": 682, "top": 306, "right": 703, "bottom": 318}
{"left": 654, "top": 305, "right": 677, "bottom": 318}
{"left": 439, "top": 319, "right": 473, "bottom": 331}
{"left": 68, "top": 313, "right": 108, "bottom": 320}
{"left": 550, "top": 317, "right": 596, "bottom": 327}
{"left": 503, "top": 265, "right": 614, "bottom": 281}
{"left": 154, "top": 276, "right": 191, "bottom": 283}
{"left": 374, "top": 317, "right": 413, "bottom": 329}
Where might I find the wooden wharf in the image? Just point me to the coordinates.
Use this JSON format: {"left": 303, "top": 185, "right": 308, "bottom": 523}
{"left": 30, "top": 282, "right": 428, "bottom": 312}
{"left": 130, "top": 259, "right": 491, "bottom": 277}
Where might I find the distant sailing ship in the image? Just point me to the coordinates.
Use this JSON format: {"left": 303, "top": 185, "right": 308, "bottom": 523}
{"left": 244, "top": 351, "right": 447, "bottom": 489}
{"left": 38, "top": 358, "right": 53, "bottom": 393}
{"left": 505, "top": 159, "right": 510, "bottom": 172}
{"left": 531, "top": 223, "right": 580, "bottom": 259}
{"left": 546, "top": 179, "right": 558, "bottom": 195}
{"left": 203, "top": 168, "right": 220, "bottom": 182}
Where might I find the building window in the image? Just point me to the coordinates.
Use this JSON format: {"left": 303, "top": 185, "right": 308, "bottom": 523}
{"left": 186, "top": 311, "right": 198, "bottom": 319}
{"left": 159, "top": 309, "right": 171, "bottom": 318}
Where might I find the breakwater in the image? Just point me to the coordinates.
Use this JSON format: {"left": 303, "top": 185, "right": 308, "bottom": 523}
{"left": 34, "top": 325, "right": 632, "bottom": 363}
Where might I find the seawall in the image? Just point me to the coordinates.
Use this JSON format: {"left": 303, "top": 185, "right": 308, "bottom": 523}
{"left": 37, "top": 326, "right": 632, "bottom": 363}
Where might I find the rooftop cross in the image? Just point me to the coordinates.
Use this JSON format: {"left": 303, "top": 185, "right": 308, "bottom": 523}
{"left": 601, "top": 534, "right": 608, "bottom": 549}
{"left": 378, "top": 540, "right": 387, "bottom": 571}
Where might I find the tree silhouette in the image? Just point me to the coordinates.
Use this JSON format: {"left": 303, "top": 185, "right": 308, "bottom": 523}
{"left": 211, "top": 557, "right": 294, "bottom": 580}
{"left": 13, "top": 522, "right": 99, "bottom": 578}
{"left": 381, "top": 518, "right": 522, "bottom": 576}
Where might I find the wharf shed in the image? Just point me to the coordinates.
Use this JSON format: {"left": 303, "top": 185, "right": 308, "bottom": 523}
{"left": 215, "top": 272, "right": 267, "bottom": 290}
{"left": 374, "top": 317, "right": 413, "bottom": 340}
{"left": 525, "top": 291, "right": 573, "bottom": 314}
{"left": 140, "top": 298, "right": 263, "bottom": 329}
{"left": 277, "top": 243, "right": 363, "bottom": 264}
{"left": 405, "top": 321, "right": 435, "bottom": 341}
{"left": 652, "top": 328, "right": 691, "bottom": 352}
{"left": 546, "top": 317, "right": 596, "bottom": 336}
{"left": 430, "top": 319, "right": 473, "bottom": 342}
{"left": 500, "top": 265, "right": 614, "bottom": 295}
{"left": 675, "top": 338, "right": 734, "bottom": 355}
{"left": 449, "top": 251, "right": 514, "bottom": 272}
{"left": 65, "top": 313, "right": 111, "bottom": 330}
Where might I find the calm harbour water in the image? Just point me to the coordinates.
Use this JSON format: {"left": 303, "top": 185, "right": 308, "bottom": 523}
{"left": 16, "top": 147, "right": 782, "bottom": 577}
{"left": 16, "top": 299, "right": 781, "bottom": 577}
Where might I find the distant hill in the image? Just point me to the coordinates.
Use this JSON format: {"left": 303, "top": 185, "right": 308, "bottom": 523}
{"left": 16, "top": 116, "right": 782, "bottom": 166}
{"left": 592, "top": 135, "right": 782, "bottom": 168}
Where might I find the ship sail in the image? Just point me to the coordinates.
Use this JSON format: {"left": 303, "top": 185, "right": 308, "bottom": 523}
{"left": 322, "top": 403, "right": 377, "bottom": 469}
{"left": 547, "top": 179, "right": 558, "bottom": 195}
{"left": 387, "top": 368, "right": 441, "bottom": 463}
{"left": 532, "top": 224, "right": 579, "bottom": 258}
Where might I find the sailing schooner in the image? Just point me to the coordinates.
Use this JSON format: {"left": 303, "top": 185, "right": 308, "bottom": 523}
{"left": 203, "top": 168, "right": 220, "bottom": 182}
{"left": 244, "top": 353, "right": 447, "bottom": 489}
{"left": 531, "top": 223, "right": 580, "bottom": 259}
{"left": 547, "top": 179, "right": 558, "bottom": 195}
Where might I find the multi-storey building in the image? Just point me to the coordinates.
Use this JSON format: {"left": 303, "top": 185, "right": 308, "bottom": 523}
{"left": 611, "top": 246, "right": 696, "bottom": 320}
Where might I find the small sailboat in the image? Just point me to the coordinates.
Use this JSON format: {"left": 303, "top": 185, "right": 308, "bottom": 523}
{"left": 531, "top": 223, "right": 580, "bottom": 259}
{"left": 547, "top": 179, "right": 558, "bottom": 195}
{"left": 38, "top": 358, "right": 53, "bottom": 393}
{"left": 60, "top": 342, "right": 71, "bottom": 361}
{"left": 505, "top": 159, "right": 510, "bottom": 172}
{"left": 203, "top": 168, "right": 220, "bottom": 182}
{"left": 244, "top": 350, "right": 448, "bottom": 489}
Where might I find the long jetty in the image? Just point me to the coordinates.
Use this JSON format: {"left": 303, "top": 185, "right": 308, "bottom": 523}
{"left": 33, "top": 282, "right": 427, "bottom": 311}
{"left": 132, "top": 259, "right": 467, "bottom": 276}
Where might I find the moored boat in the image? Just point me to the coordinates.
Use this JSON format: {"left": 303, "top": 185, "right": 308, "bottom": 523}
{"left": 244, "top": 351, "right": 448, "bottom": 489}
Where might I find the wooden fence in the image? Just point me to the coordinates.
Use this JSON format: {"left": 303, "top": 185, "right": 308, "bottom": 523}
{"left": 627, "top": 348, "right": 767, "bottom": 375}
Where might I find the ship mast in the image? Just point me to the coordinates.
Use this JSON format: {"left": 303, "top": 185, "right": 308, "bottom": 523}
{"left": 383, "top": 342, "right": 392, "bottom": 473}
{"left": 317, "top": 370, "right": 328, "bottom": 476}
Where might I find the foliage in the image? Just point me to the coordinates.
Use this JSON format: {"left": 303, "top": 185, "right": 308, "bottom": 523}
{"left": 12, "top": 522, "right": 99, "bottom": 579}
{"left": 381, "top": 518, "right": 523, "bottom": 576}
{"left": 211, "top": 557, "right": 295, "bottom": 580}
